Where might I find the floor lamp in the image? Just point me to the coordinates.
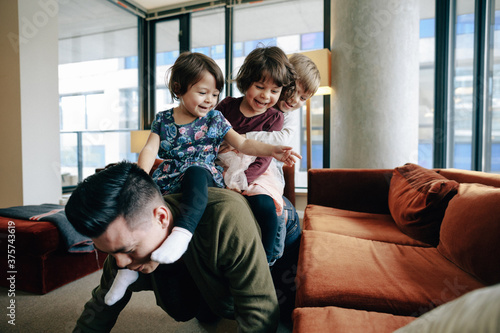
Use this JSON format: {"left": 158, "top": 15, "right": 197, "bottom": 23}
{"left": 130, "top": 130, "right": 150, "bottom": 155}
{"left": 296, "top": 49, "right": 332, "bottom": 170}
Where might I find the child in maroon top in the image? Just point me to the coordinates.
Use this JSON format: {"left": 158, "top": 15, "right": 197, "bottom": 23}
{"left": 217, "top": 46, "right": 296, "bottom": 265}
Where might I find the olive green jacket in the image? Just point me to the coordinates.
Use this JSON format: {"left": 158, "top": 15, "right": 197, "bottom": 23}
{"left": 73, "top": 188, "right": 279, "bottom": 333}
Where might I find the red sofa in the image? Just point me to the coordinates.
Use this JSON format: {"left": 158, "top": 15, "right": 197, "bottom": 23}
{"left": 293, "top": 163, "right": 500, "bottom": 332}
{"left": 0, "top": 216, "right": 107, "bottom": 294}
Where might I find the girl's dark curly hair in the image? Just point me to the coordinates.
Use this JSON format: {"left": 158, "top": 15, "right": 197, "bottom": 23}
{"left": 235, "top": 46, "right": 296, "bottom": 101}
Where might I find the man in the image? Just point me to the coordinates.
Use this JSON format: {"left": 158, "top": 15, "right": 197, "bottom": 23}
{"left": 65, "top": 161, "right": 279, "bottom": 332}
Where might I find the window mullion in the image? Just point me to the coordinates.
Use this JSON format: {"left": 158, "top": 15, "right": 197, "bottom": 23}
{"left": 472, "top": 0, "right": 493, "bottom": 171}
{"left": 434, "top": 0, "right": 455, "bottom": 168}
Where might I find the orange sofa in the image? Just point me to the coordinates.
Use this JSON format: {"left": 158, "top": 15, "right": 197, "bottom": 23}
{"left": 293, "top": 163, "right": 500, "bottom": 332}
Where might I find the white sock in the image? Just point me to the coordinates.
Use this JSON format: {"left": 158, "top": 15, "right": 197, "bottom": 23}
{"left": 105, "top": 269, "right": 139, "bottom": 306}
{"left": 151, "top": 227, "right": 193, "bottom": 264}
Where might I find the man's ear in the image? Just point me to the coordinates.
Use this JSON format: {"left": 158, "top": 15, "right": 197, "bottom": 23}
{"left": 153, "top": 206, "right": 171, "bottom": 229}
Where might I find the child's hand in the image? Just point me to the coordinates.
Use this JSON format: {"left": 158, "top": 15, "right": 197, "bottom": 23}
{"left": 272, "top": 146, "right": 302, "bottom": 166}
{"left": 219, "top": 140, "right": 237, "bottom": 154}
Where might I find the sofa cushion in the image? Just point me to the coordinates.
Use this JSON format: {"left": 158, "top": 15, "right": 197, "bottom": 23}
{"left": 388, "top": 163, "right": 459, "bottom": 246}
{"left": 437, "top": 183, "right": 500, "bottom": 285}
{"left": 295, "top": 230, "right": 484, "bottom": 315}
{"left": 293, "top": 306, "right": 416, "bottom": 333}
{"left": 304, "top": 205, "right": 430, "bottom": 247}
{"left": 395, "top": 284, "right": 500, "bottom": 333}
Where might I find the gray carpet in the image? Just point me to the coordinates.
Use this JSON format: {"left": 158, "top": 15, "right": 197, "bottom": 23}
{"left": 0, "top": 270, "right": 292, "bottom": 332}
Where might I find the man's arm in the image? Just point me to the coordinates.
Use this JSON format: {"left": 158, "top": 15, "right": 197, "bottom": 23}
{"left": 74, "top": 256, "right": 132, "bottom": 333}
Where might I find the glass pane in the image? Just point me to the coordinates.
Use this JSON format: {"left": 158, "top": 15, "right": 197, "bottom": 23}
{"left": 488, "top": 3, "right": 500, "bottom": 173}
{"left": 451, "top": 0, "right": 475, "bottom": 170}
{"left": 81, "top": 132, "right": 135, "bottom": 180}
{"left": 419, "top": 0, "right": 435, "bottom": 169}
{"left": 156, "top": 19, "right": 179, "bottom": 113}
{"left": 58, "top": 0, "right": 139, "bottom": 183}
{"left": 233, "top": 0, "right": 324, "bottom": 188}
{"left": 60, "top": 95, "right": 86, "bottom": 131}
{"left": 298, "top": 95, "right": 324, "bottom": 171}
{"left": 192, "top": 7, "right": 226, "bottom": 98}
{"left": 60, "top": 133, "right": 78, "bottom": 187}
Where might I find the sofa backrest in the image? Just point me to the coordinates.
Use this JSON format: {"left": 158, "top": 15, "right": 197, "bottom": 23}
{"left": 308, "top": 168, "right": 393, "bottom": 214}
{"left": 437, "top": 168, "right": 500, "bottom": 188}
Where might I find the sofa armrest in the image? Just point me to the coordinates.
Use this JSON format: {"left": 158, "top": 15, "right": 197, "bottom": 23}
{"left": 283, "top": 164, "right": 295, "bottom": 206}
{"left": 307, "top": 168, "right": 393, "bottom": 214}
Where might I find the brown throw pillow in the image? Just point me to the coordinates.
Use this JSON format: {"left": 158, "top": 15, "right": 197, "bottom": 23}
{"left": 437, "top": 183, "right": 500, "bottom": 285}
{"left": 388, "top": 163, "right": 459, "bottom": 246}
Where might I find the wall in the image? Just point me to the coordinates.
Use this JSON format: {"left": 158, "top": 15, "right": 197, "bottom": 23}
{"left": 0, "top": 0, "right": 61, "bottom": 207}
{"left": 0, "top": 0, "right": 24, "bottom": 207}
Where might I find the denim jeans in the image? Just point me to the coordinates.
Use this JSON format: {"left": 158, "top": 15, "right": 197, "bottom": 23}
{"left": 269, "top": 196, "right": 301, "bottom": 265}
{"left": 282, "top": 196, "right": 301, "bottom": 250}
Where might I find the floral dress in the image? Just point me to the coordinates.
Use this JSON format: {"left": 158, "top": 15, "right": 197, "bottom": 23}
{"left": 151, "top": 108, "right": 232, "bottom": 194}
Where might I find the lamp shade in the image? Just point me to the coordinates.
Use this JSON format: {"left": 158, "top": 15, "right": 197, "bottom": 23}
{"left": 297, "top": 48, "right": 332, "bottom": 95}
{"left": 130, "top": 130, "right": 150, "bottom": 153}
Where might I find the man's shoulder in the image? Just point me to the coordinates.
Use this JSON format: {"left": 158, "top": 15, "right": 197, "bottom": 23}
{"left": 164, "top": 188, "right": 247, "bottom": 210}
{"left": 207, "top": 187, "right": 245, "bottom": 203}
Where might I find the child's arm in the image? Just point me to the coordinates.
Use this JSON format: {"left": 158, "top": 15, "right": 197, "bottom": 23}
{"left": 137, "top": 132, "right": 160, "bottom": 174}
{"left": 224, "top": 129, "right": 301, "bottom": 167}
{"left": 245, "top": 111, "right": 299, "bottom": 146}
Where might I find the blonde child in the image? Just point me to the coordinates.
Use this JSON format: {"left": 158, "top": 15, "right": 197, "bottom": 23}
{"left": 104, "top": 51, "right": 300, "bottom": 306}
{"left": 216, "top": 46, "right": 297, "bottom": 265}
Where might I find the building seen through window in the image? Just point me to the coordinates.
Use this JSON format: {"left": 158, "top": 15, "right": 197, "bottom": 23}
{"left": 58, "top": 0, "right": 499, "bottom": 192}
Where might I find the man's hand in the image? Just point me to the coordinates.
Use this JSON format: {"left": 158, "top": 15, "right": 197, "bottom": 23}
{"left": 272, "top": 146, "right": 302, "bottom": 166}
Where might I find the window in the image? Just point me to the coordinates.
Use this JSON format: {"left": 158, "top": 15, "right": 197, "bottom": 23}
{"left": 418, "top": 0, "right": 436, "bottom": 169}
{"left": 155, "top": 19, "right": 180, "bottom": 113}
{"left": 233, "top": 0, "right": 324, "bottom": 187}
{"left": 450, "top": 0, "right": 475, "bottom": 170}
{"left": 58, "top": 0, "right": 139, "bottom": 188}
{"left": 487, "top": 2, "right": 500, "bottom": 172}
{"left": 191, "top": 7, "right": 226, "bottom": 97}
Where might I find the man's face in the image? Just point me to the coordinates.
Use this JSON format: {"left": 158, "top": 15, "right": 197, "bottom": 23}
{"left": 93, "top": 207, "right": 170, "bottom": 274}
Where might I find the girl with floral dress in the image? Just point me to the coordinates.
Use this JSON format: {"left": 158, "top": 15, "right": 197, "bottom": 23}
{"left": 103, "top": 51, "right": 300, "bottom": 306}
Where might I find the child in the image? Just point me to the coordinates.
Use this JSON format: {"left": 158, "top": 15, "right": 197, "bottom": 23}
{"left": 104, "top": 51, "right": 300, "bottom": 306}
{"left": 216, "top": 46, "right": 297, "bottom": 265}
{"left": 246, "top": 53, "right": 321, "bottom": 146}
{"left": 242, "top": 53, "right": 321, "bottom": 264}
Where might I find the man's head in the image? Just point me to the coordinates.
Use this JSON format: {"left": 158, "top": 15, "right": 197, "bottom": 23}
{"left": 276, "top": 53, "right": 321, "bottom": 113}
{"left": 65, "top": 162, "right": 172, "bottom": 273}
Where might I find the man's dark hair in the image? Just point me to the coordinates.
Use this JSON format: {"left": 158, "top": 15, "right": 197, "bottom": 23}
{"left": 65, "top": 161, "right": 164, "bottom": 238}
